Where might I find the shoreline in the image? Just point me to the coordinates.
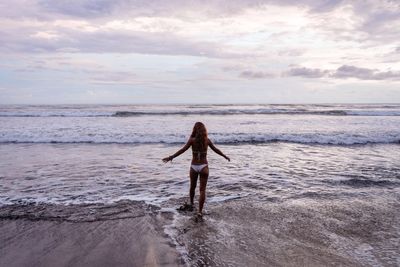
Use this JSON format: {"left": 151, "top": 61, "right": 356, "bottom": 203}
{"left": 1, "top": 197, "right": 399, "bottom": 266}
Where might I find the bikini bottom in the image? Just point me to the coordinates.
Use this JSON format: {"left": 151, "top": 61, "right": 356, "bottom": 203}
{"left": 191, "top": 164, "right": 208, "bottom": 173}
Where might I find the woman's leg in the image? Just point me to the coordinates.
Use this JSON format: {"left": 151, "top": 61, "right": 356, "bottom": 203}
{"left": 189, "top": 168, "right": 198, "bottom": 205}
{"left": 198, "top": 166, "right": 209, "bottom": 214}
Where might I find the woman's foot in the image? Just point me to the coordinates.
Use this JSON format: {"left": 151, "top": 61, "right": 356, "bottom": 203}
{"left": 194, "top": 212, "right": 204, "bottom": 222}
{"left": 177, "top": 203, "right": 194, "bottom": 212}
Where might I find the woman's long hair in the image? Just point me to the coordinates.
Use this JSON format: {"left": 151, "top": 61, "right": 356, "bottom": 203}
{"left": 191, "top": 122, "right": 208, "bottom": 151}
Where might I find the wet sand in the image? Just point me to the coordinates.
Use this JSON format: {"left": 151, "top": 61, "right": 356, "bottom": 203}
{"left": 0, "top": 201, "right": 182, "bottom": 267}
{"left": 173, "top": 197, "right": 400, "bottom": 267}
{"left": 1, "top": 197, "right": 399, "bottom": 267}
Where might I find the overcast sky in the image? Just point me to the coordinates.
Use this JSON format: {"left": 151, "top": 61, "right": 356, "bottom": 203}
{"left": 1, "top": 0, "right": 400, "bottom": 104}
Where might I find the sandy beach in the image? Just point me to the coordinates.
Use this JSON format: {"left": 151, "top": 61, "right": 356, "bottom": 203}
{"left": 1, "top": 196, "right": 399, "bottom": 267}
{"left": 0, "top": 201, "right": 182, "bottom": 267}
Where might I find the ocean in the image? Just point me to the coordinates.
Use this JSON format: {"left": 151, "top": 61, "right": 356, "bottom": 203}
{"left": 0, "top": 104, "right": 399, "bottom": 266}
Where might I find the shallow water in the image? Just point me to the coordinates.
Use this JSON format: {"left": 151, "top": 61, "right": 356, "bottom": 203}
{"left": 1, "top": 143, "right": 399, "bottom": 206}
{"left": 173, "top": 197, "right": 400, "bottom": 267}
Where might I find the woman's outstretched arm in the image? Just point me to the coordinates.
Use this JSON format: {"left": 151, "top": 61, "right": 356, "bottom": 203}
{"left": 208, "top": 138, "right": 230, "bottom": 161}
{"left": 162, "top": 138, "right": 193, "bottom": 163}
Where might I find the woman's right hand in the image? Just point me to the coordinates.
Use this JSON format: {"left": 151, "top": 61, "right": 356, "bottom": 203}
{"left": 225, "top": 156, "right": 230, "bottom": 162}
{"left": 162, "top": 156, "right": 172, "bottom": 163}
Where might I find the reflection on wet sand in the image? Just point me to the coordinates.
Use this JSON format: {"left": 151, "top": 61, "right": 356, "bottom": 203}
{"left": 173, "top": 197, "right": 400, "bottom": 266}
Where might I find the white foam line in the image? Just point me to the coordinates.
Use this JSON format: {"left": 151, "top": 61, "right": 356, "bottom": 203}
{"left": 161, "top": 207, "right": 191, "bottom": 266}
{"left": 208, "top": 194, "right": 244, "bottom": 203}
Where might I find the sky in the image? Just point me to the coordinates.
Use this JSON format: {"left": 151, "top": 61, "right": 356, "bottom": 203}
{"left": 1, "top": 0, "right": 400, "bottom": 104}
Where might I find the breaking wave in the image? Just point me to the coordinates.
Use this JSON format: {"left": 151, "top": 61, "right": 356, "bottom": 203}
{"left": 2, "top": 109, "right": 400, "bottom": 117}
{"left": 1, "top": 133, "right": 399, "bottom": 145}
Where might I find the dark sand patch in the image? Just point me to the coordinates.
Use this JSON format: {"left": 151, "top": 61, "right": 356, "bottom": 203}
{"left": 0, "top": 201, "right": 182, "bottom": 267}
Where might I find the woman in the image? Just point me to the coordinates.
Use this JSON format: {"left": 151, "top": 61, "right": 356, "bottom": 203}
{"left": 162, "top": 122, "right": 230, "bottom": 217}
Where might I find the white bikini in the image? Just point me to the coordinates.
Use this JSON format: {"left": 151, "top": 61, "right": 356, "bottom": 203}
{"left": 191, "top": 150, "right": 208, "bottom": 173}
{"left": 191, "top": 164, "right": 208, "bottom": 173}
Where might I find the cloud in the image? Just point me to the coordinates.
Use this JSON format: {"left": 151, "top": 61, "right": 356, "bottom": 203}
{"left": 38, "top": 0, "right": 118, "bottom": 18}
{"left": 333, "top": 65, "right": 400, "bottom": 80}
{"left": 1, "top": 0, "right": 400, "bottom": 60}
{"left": 0, "top": 24, "right": 241, "bottom": 58}
{"left": 2, "top": 1, "right": 400, "bottom": 84}
{"left": 0, "top": 1, "right": 391, "bottom": 24}
{"left": 2, "top": 0, "right": 271, "bottom": 20}
{"left": 239, "top": 70, "right": 276, "bottom": 79}
{"left": 355, "top": 1, "right": 400, "bottom": 36}
{"left": 285, "top": 65, "right": 400, "bottom": 81}
{"left": 285, "top": 66, "right": 329, "bottom": 78}
{"left": 333, "top": 65, "right": 373, "bottom": 79}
